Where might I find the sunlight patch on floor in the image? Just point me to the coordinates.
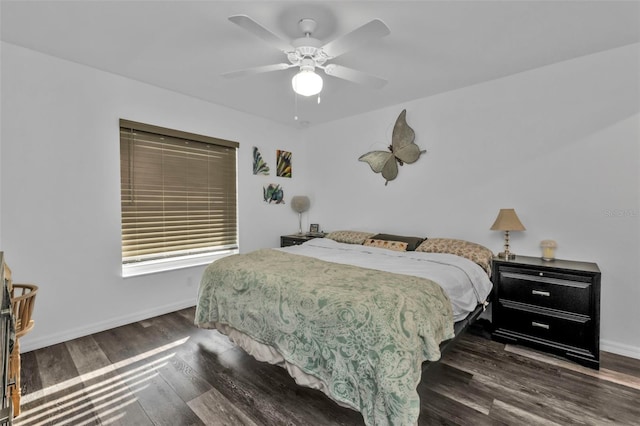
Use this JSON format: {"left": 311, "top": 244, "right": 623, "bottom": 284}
{"left": 15, "top": 337, "right": 189, "bottom": 425}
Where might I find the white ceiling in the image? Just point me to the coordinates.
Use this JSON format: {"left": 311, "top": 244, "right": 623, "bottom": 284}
{"left": 2, "top": 1, "right": 639, "bottom": 128}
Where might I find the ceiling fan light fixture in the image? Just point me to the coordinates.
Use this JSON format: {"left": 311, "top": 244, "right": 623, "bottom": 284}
{"left": 292, "top": 69, "right": 323, "bottom": 97}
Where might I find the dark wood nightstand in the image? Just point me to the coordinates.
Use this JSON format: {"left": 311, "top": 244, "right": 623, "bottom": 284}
{"left": 280, "top": 234, "right": 325, "bottom": 247}
{"left": 491, "top": 255, "right": 601, "bottom": 369}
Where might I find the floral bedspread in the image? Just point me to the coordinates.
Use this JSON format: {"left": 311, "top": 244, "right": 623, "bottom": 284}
{"left": 195, "top": 248, "right": 454, "bottom": 426}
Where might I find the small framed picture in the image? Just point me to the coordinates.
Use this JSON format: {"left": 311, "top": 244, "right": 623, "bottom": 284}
{"left": 309, "top": 223, "right": 319, "bottom": 233}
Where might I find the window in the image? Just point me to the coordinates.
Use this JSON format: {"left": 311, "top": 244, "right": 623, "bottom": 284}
{"left": 120, "top": 119, "right": 238, "bottom": 275}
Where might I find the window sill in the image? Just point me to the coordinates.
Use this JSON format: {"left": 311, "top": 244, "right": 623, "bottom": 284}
{"left": 122, "top": 249, "right": 238, "bottom": 278}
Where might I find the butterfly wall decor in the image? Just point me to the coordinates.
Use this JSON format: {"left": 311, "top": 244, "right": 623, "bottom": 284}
{"left": 358, "top": 109, "right": 426, "bottom": 185}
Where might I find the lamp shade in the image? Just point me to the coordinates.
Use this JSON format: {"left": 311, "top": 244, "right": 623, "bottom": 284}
{"left": 292, "top": 70, "right": 323, "bottom": 96}
{"left": 490, "top": 208, "right": 526, "bottom": 231}
{"left": 290, "top": 196, "right": 310, "bottom": 213}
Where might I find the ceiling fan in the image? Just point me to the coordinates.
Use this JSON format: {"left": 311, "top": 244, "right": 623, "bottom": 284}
{"left": 222, "top": 15, "right": 391, "bottom": 97}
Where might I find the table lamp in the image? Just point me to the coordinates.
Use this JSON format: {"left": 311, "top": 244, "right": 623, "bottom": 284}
{"left": 490, "top": 208, "right": 526, "bottom": 260}
{"left": 290, "top": 196, "right": 310, "bottom": 235}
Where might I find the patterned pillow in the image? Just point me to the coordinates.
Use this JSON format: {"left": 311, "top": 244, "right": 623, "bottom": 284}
{"left": 415, "top": 238, "right": 494, "bottom": 275}
{"left": 371, "top": 233, "right": 425, "bottom": 251}
{"left": 325, "top": 230, "right": 376, "bottom": 245}
{"left": 363, "top": 238, "right": 409, "bottom": 252}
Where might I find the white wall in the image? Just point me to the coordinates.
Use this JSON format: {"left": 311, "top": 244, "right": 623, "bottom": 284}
{"left": 306, "top": 44, "right": 640, "bottom": 358}
{"left": 0, "top": 42, "right": 311, "bottom": 352}
{"left": 2, "top": 40, "right": 639, "bottom": 359}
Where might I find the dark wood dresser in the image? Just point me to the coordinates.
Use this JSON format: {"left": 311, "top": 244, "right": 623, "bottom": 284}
{"left": 492, "top": 255, "right": 601, "bottom": 369}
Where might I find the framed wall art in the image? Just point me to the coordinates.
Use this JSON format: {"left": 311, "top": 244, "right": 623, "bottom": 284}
{"left": 276, "top": 150, "right": 292, "bottom": 178}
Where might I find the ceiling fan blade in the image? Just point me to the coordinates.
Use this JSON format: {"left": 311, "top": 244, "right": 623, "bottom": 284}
{"left": 228, "top": 15, "right": 293, "bottom": 52}
{"left": 323, "top": 64, "right": 387, "bottom": 89}
{"left": 222, "top": 63, "right": 295, "bottom": 79}
{"left": 322, "top": 19, "right": 390, "bottom": 58}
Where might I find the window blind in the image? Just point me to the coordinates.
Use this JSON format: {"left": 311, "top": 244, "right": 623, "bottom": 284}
{"left": 120, "top": 119, "right": 238, "bottom": 264}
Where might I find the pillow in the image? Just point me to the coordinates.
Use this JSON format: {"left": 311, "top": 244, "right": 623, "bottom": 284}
{"left": 363, "top": 238, "right": 408, "bottom": 252}
{"left": 371, "top": 233, "right": 425, "bottom": 251}
{"left": 325, "top": 230, "right": 376, "bottom": 245}
{"left": 415, "top": 238, "right": 494, "bottom": 275}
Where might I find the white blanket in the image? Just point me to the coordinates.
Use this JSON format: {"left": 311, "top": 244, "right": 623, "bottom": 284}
{"left": 277, "top": 237, "right": 493, "bottom": 322}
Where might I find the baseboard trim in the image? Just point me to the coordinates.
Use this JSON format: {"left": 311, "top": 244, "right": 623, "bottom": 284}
{"left": 601, "top": 339, "right": 640, "bottom": 360}
{"left": 19, "top": 299, "right": 197, "bottom": 353}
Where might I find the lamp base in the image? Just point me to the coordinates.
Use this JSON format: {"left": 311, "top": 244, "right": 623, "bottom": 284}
{"left": 497, "top": 251, "right": 516, "bottom": 260}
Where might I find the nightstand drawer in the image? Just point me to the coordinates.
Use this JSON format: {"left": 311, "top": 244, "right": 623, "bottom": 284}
{"left": 281, "top": 237, "right": 305, "bottom": 247}
{"left": 280, "top": 233, "right": 326, "bottom": 247}
{"left": 498, "top": 270, "right": 591, "bottom": 315}
{"left": 499, "top": 303, "right": 593, "bottom": 350}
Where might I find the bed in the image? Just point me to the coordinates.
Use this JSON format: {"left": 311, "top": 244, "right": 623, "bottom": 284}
{"left": 194, "top": 232, "right": 494, "bottom": 426}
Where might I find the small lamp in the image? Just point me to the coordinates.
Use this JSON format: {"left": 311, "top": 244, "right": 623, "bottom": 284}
{"left": 490, "top": 208, "right": 526, "bottom": 260}
{"left": 290, "top": 196, "right": 310, "bottom": 235}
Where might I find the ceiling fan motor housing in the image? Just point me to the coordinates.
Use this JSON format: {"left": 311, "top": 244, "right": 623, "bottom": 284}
{"left": 288, "top": 33, "right": 328, "bottom": 67}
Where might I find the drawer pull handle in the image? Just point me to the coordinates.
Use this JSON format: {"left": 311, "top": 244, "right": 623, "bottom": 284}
{"left": 532, "top": 321, "right": 550, "bottom": 330}
{"left": 539, "top": 272, "right": 544, "bottom": 276}
{"left": 532, "top": 290, "right": 550, "bottom": 297}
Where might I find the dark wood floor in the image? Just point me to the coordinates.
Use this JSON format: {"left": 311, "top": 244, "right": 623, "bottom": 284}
{"left": 14, "top": 307, "right": 640, "bottom": 425}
